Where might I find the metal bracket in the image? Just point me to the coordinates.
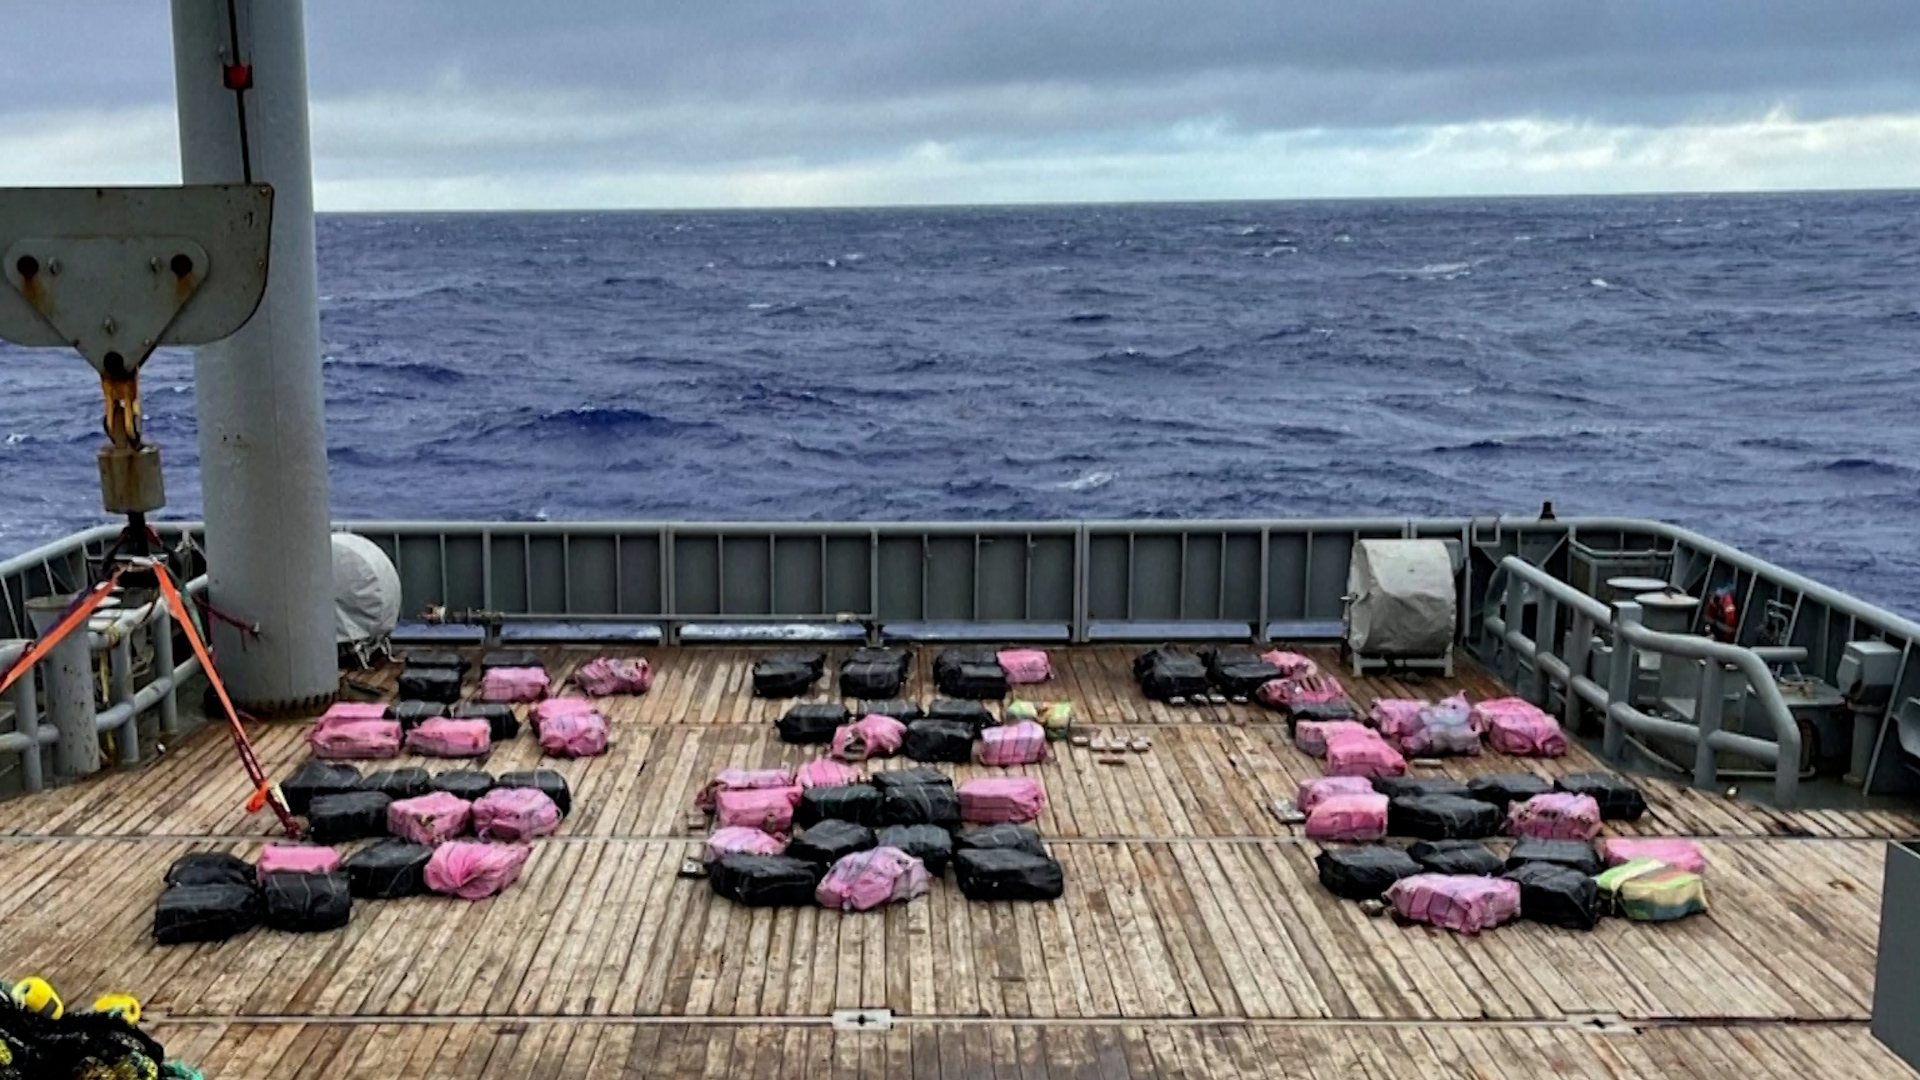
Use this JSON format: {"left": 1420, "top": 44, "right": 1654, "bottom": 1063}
{"left": 829, "top": 1008, "right": 893, "bottom": 1032}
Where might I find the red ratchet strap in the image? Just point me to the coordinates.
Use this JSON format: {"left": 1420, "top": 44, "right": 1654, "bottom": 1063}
{"left": 0, "top": 569, "right": 123, "bottom": 696}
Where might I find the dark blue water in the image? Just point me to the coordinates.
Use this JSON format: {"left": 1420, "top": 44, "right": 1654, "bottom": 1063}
{"left": 3, "top": 193, "right": 1918, "bottom": 615}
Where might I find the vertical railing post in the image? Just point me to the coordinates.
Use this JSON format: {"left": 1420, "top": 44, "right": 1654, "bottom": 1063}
{"left": 1564, "top": 612, "right": 1591, "bottom": 732}
{"left": 1502, "top": 570, "right": 1526, "bottom": 686}
{"left": 4, "top": 655, "right": 42, "bottom": 793}
{"left": 1530, "top": 592, "right": 1558, "bottom": 706}
{"left": 1605, "top": 601, "right": 1643, "bottom": 761}
{"left": 1693, "top": 660, "right": 1725, "bottom": 790}
{"left": 109, "top": 633, "right": 140, "bottom": 766}
{"left": 154, "top": 605, "right": 179, "bottom": 739}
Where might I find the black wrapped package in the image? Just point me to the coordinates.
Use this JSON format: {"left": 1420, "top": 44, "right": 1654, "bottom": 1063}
{"left": 343, "top": 839, "right": 434, "bottom": 899}
{"left": 164, "top": 852, "right": 254, "bottom": 889}
{"left": 942, "top": 663, "right": 1008, "bottom": 700}
{"left": 261, "top": 871, "right": 353, "bottom": 932}
{"left": 153, "top": 883, "right": 261, "bottom": 944}
{"left": 1387, "top": 795, "right": 1504, "bottom": 840}
{"left": 709, "top": 855, "right": 821, "bottom": 907}
{"left": 1504, "top": 862, "right": 1602, "bottom": 930}
{"left": 391, "top": 700, "right": 445, "bottom": 730}
{"left": 858, "top": 699, "right": 925, "bottom": 722}
{"left": 451, "top": 702, "right": 521, "bottom": 741}
{"left": 840, "top": 660, "right": 903, "bottom": 700}
{"left": 1555, "top": 773, "right": 1648, "bottom": 821}
{"left": 753, "top": 660, "right": 817, "bottom": 698}
{"left": 1506, "top": 838, "right": 1602, "bottom": 876}
{"left": 935, "top": 648, "right": 998, "bottom": 683}
{"left": 359, "top": 767, "right": 433, "bottom": 801}
{"left": 778, "top": 703, "right": 849, "bottom": 744}
{"left": 1315, "top": 845, "right": 1423, "bottom": 900}
{"left": 902, "top": 720, "right": 975, "bottom": 764}
{"left": 926, "top": 699, "right": 996, "bottom": 733}
{"left": 307, "top": 791, "right": 393, "bottom": 843}
{"left": 786, "top": 819, "right": 878, "bottom": 865}
{"left": 796, "top": 783, "right": 882, "bottom": 828}
{"left": 871, "top": 767, "right": 952, "bottom": 790}
{"left": 847, "top": 647, "right": 911, "bottom": 674}
{"left": 955, "top": 823, "right": 1046, "bottom": 856}
{"left": 1132, "top": 646, "right": 1178, "bottom": 679}
{"left": 879, "top": 782, "right": 962, "bottom": 828}
{"left": 1372, "top": 776, "right": 1470, "bottom": 801}
{"left": 1139, "top": 654, "right": 1209, "bottom": 701}
{"left": 1407, "top": 839, "right": 1506, "bottom": 876}
{"left": 1288, "top": 702, "right": 1358, "bottom": 722}
{"left": 1203, "top": 648, "right": 1284, "bottom": 696}
{"left": 480, "top": 650, "right": 542, "bottom": 671}
{"left": 497, "top": 769, "right": 573, "bottom": 816}
{"left": 281, "top": 761, "right": 362, "bottom": 816}
{"left": 1466, "top": 773, "right": 1553, "bottom": 808}
{"left": 403, "top": 650, "right": 469, "bottom": 673}
{"left": 432, "top": 769, "right": 496, "bottom": 802}
{"left": 768, "top": 650, "right": 827, "bottom": 677}
{"left": 953, "top": 848, "right": 1065, "bottom": 901}
{"left": 877, "top": 824, "right": 954, "bottom": 875}
{"left": 396, "top": 668, "right": 462, "bottom": 704}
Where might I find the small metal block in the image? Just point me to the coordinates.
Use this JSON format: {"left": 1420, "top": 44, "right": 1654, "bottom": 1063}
{"left": 831, "top": 1009, "right": 893, "bottom": 1032}
{"left": 98, "top": 444, "right": 164, "bottom": 513}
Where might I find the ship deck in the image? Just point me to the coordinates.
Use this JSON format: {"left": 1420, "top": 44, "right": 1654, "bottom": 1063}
{"left": 2, "top": 646, "right": 1915, "bottom": 1078}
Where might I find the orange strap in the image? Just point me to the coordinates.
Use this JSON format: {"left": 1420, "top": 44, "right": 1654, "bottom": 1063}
{"left": 0, "top": 571, "right": 122, "bottom": 698}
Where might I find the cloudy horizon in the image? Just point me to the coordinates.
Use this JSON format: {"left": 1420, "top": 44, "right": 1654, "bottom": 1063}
{"left": 4, "top": 1, "right": 1919, "bottom": 211}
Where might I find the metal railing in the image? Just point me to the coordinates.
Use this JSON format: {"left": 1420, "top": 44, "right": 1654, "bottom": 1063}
{"left": 1484, "top": 554, "right": 1804, "bottom": 805}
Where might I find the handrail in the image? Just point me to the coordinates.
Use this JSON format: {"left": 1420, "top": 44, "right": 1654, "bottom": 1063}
{"left": 1490, "top": 555, "right": 1802, "bottom": 805}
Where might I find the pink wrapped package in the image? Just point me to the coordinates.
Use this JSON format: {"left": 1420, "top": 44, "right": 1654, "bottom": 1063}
{"left": 997, "top": 648, "right": 1053, "bottom": 684}
{"left": 308, "top": 718, "right": 402, "bottom": 760}
{"left": 405, "top": 718, "right": 492, "bottom": 758}
{"left": 1305, "top": 793, "right": 1390, "bottom": 842}
{"left": 816, "top": 846, "right": 932, "bottom": 911}
{"left": 696, "top": 767, "right": 798, "bottom": 812}
{"left": 959, "top": 777, "right": 1046, "bottom": 824}
{"left": 977, "top": 720, "right": 1047, "bottom": 766}
{"left": 714, "top": 785, "right": 801, "bottom": 832}
{"left": 1474, "top": 697, "right": 1569, "bottom": 757}
{"left": 1325, "top": 731, "right": 1407, "bottom": 778}
{"left": 1258, "top": 674, "right": 1347, "bottom": 710}
{"left": 1507, "top": 793, "right": 1602, "bottom": 841}
{"left": 1294, "top": 720, "right": 1372, "bottom": 757}
{"left": 256, "top": 844, "right": 340, "bottom": 882}
{"left": 704, "top": 825, "right": 786, "bottom": 863}
{"left": 472, "top": 787, "right": 563, "bottom": 841}
{"left": 1296, "top": 775, "right": 1378, "bottom": 814}
{"left": 1370, "top": 699, "right": 1427, "bottom": 739}
{"left": 1386, "top": 873, "right": 1521, "bottom": 934}
{"left": 1259, "top": 650, "right": 1319, "bottom": 678}
{"left": 1397, "top": 696, "right": 1482, "bottom": 757}
{"left": 795, "top": 758, "right": 863, "bottom": 789}
{"left": 532, "top": 697, "right": 597, "bottom": 724}
{"left": 388, "top": 791, "right": 473, "bottom": 845}
{"left": 481, "top": 666, "right": 550, "bottom": 703}
{"left": 425, "top": 840, "right": 531, "bottom": 899}
{"left": 1600, "top": 837, "right": 1707, "bottom": 874}
{"left": 539, "top": 708, "right": 609, "bottom": 757}
{"left": 831, "top": 714, "right": 907, "bottom": 761}
{"left": 575, "top": 656, "right": 652, "bottom": 697}
{"left": 320, "top": 701, "right": 390, "bottom": 723}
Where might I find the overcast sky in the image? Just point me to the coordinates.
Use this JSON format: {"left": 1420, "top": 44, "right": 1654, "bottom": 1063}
{"left": 4, "top": 1, "right": 1919, "bottom": 210}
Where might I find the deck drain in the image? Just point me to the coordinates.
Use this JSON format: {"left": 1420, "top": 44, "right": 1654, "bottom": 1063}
{"left": 831, "top": 1009, "right": 894, "bottom": 1032}
{"left": 1563, "top": 1012, "right": 1634, "bottom": 1033}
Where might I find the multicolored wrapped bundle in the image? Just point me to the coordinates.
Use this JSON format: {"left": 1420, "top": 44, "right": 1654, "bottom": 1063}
{"left": 387, "top": 791, "right": 473, "bottom": 846}
{"left": 574, "top": 656, "right": 652, "bottom": 696}
{"left": 815, "top": 846, "right": 932, "bottom": 911}
{"left": 1598, "top": 860, "right": 1708, "bottom": 921}
{"left": 1598, "top": 837, "right": 1705, "bottom": 873}
{"left": 1506, "top": 793, "right": 1603, "bottom": 841}
{"left": 1385, "top": 873, "right": 1521, "bottom": 934}
{"left": 976, "top": 720, "right": 1047, "bottom": 766}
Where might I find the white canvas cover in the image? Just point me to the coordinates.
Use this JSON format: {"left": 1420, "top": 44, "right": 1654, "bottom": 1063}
{"left": 332, "top": 533, "right": 401, "bottom": 647}
{"left": 1345, "top": 539, "right": 1455, "bottom": 658}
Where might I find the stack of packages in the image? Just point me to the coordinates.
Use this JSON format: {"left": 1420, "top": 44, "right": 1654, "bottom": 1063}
{"left": 1199, "top": 647, "right": 1286, "bottom": 702}
{"left": 1252, "top": 652, "right": 1357, "bottom": 721}
{"left": 751, "top": 652, "right": 826, "bottom": 699}
{"left": 1132, "top": 647, "right": 1210, "bottom": 703}
{"left": 1304, "top": 692, "right": 1694, "bottom": 933}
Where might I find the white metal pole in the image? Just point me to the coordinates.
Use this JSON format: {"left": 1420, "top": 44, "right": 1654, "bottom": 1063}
{"left": 171, "top": 0, "right": 337, "bottom": 711}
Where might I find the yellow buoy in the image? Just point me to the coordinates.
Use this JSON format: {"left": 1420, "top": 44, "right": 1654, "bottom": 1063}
{"left": 93, "top": 993, "right": 142, "bottom": 1024}
{"left": 9, "top": 976, "right": 63, "bottom": 1019}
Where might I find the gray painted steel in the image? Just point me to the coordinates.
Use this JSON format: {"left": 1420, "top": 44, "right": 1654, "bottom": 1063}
{"left": 172, "top": 0, "right": 338, "bottom": 711}
{"left": 1875, "top": 841, "right": 1920, "bottom": 1071}
{"left": 25, "top": 595, "right": 100, "bottom": 778}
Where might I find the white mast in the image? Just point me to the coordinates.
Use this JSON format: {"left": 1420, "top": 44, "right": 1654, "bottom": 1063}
{"left": 170, "top": 0, "right": 337, "bottom": 711}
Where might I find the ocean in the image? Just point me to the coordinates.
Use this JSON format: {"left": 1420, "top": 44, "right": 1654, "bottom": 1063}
{"left": 2, "top": 192, "right": 1917, "bottom": 615}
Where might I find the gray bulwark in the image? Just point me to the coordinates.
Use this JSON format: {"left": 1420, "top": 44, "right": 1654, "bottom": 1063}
{"left": 1875, "top": 840, "right": 1920, "bottom": 1071}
